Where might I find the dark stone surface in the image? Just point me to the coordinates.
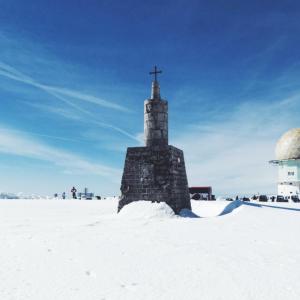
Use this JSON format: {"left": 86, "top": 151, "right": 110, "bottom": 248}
{"left": 144, "top": 98, "right": 168, "bottom": 147}
{"left": 118, "top": 77, "right": 191, "bottom": 214}
{"left": 118, "top": 145, "right": 191, "bottom": 214}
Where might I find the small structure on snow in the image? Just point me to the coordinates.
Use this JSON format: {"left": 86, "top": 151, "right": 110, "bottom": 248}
{"left": 78, "top": 188, "right": 94, "bottom": 200}
{"left": 189, "top": 186, "right": 214, "bottom": 200}
{"left": 270, "top": 128, "right": 300, "bottom": 198}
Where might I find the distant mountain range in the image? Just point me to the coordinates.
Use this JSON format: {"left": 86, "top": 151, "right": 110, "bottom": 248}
{"left": 0, "top": 192, "right": 19, "bottom": 199}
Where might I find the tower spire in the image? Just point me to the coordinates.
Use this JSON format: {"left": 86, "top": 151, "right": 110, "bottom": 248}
{"left": 149, "top": 66, "right": 162, "bottom": 100}
{"left": 149, "top": 65, "right": 162, "bottom": 82}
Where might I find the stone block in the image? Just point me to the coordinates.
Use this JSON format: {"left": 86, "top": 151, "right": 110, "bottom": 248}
{"left": 119, "top": 145, "right": 191, "bottom": 213}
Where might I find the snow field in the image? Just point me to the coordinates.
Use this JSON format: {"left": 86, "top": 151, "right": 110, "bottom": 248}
{"left": 0, "top": 199, "right": 299, "bottom": 300}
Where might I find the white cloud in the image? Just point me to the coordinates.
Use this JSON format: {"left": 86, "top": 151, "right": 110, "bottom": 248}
{"left": 23, "top": 101, "right": 140, "bottom": 142}
{"left": 0, "top": 126, "right": 121, "bottom": 178}
{"left": 135, "top": 132, "right": 144, "bottom": 145}
{"left": 0, "top": 127, "right": 82, "bottom": 143}
{"left": 46, "top": 86, "right": 130, "bottom": 112}
{"left": 0, "top": 61, "right": 129, "bottom": 112}
{"left": 174, "top": 94, "right": 300, "bottom": 196}
{"left": 0, "top": 61, "right": 139, "bottom": 141}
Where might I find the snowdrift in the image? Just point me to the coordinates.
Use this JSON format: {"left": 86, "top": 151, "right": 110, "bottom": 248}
{"left": 119, "top": 200, "right": 242, "bottom": 219}
{"left": 118, "top": 200, "right": 176, "bottom": 219}
{"left": 191, "top": 199, "right": 242, "bottom": 217}
{"left": 0, "top": 199, "right": 300, "bottom": 299}
{"left": 118, "top": 199, "right": 242, "bottom": 219}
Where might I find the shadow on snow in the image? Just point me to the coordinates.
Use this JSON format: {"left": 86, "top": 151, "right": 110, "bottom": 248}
{"left": 242, "top": 201, "right": 300, "bottom": 212}
{"left": 180, "top": 200, "right": 242, "bottom": 218}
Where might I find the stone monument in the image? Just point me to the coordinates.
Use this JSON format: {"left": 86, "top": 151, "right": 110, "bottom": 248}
{"left": 118, "top": 66, "right": 191, "bottom": 214}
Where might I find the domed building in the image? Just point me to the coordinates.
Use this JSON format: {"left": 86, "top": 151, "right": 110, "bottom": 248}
{"left": 271, "top": 128, "right": 300, "bottom": 196}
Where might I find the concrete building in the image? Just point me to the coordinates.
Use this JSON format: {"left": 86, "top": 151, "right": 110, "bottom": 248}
{"left": 271, "top": 128, "right": 300, "bottom": 197}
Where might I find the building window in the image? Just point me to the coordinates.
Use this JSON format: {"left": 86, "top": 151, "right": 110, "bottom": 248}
{"left": 288, "top": 171, "right": 294, "bottom": 176}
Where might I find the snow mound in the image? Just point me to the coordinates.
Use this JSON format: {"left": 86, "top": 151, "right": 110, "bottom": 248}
{"left": 191, "top": 200, "right": 241, "bottom": 217}
{"left": 118, "top": 201, "right": 176, "bottom": 219}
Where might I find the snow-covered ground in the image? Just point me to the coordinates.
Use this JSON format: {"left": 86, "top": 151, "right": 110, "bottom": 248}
{"left": 0, "top": 199, "right": 300, "bottom": 300}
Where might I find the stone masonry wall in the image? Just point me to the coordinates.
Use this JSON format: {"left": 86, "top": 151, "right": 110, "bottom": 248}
{"left": 168, "top": 146, "right": 191, "bottom": 212}
{"left": 144, "top": 99, "right": 168, "bottom": 147}
{"left": 118, "top": 145, "right": 191, "bottom": 213}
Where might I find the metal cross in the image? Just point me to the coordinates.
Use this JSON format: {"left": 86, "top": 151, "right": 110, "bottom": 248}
{"left": 149, "top": 65, "right": 162, "bottom": 81}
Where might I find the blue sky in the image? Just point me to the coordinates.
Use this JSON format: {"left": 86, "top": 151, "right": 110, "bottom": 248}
{"left": 0, "top": 0, "right": 300, "bottom": 196}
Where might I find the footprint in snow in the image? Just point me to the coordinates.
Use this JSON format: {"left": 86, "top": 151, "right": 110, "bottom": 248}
{"left": 87, "top": 221, "right": 101, "bottom": 227}
{"left": 85, "top": 270, "right": 96, "bottom": 278}
{"left": 120, "top": 283, "right": 138, "bottom": 291}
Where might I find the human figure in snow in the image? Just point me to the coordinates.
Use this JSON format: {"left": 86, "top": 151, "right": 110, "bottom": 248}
{"left": 71, "top": 187, "right": 77, "bottom": 199}
{"left": 62, "top": 192, "right": 66, "bottom": 200}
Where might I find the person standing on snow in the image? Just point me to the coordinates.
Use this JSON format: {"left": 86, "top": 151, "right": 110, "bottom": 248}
{"left": 62, "top": 192, "right": 66, "bottom": 200}
{"left": 71, "top": 187, "right": 77, "bottom": 199}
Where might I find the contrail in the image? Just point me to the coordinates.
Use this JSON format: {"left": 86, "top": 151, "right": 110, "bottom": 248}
{"left": 92, "top": 120, "right": 141, "bottom": 142}
{"left": 0, "top": 128, "right": 83, "bottom": 143}
{"left": 0, "top": 63, "right": 99, "bottom": 115}
{"left": 0, "top": 61, "right": 129, "bottom": 112}
{"left": 0, "top": 61, "right": 137, "bottom": 141}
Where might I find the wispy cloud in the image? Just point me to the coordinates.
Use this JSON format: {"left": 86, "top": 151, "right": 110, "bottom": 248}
{"left": 46, "top": 86, "right": 130, "bottom": 112}
{"left": 0, "top": 61, "right": 129, "bottom": 112}
{"left": 0, "top": 127, "right": 83, "bottom": 143}
{"left": 91, "top": 120, "right": 140, "bottom": 142}
{"left": 0, "top": 61, "right": 139, "bottom": 141}
{"left": 23, "top": 100, "right": 140, "bottom": 142}
{"left": 0, "top": 61, "right": 95, "bottom": 115}
{"left": 0, "top": 125, "right": 121, "bottom": 177}
{"left": 22, "top": 101, "right": 82, "bottom": 121}
{"left": 174, "top": 93, "right": 300, "bottom": 196}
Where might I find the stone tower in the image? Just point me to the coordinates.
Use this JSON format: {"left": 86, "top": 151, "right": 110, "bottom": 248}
{"left": 144, "top": 80, "right": 168, "bottom": 148}
{"left": 118, "top": 66, "right": 191, "bottom": 214}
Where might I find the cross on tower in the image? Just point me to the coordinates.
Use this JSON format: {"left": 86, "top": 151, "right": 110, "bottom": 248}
{"left": 149, "top": 66, "right": 162, "bottom": 82}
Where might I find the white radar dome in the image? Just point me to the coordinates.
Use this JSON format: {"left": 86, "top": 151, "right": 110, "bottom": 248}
{"left": 275, "top": 128, "right": 300, "bottom": 160}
